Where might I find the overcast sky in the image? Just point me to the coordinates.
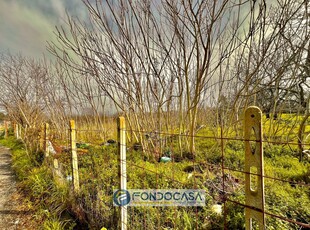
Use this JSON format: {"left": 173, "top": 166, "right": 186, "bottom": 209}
{"left": 0, "top": 0, "right": 278, "bottom": 60}
{"left": 0, "top": 0, "right": 87, "bottom": 59}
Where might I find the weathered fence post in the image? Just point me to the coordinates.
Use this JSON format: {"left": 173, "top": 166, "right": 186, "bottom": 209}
{"left": 70, "top": 120, "right": 79, "bottom": 193}
{"left": 118, "top": 117, "right": 127, "bottom": 230}
{"left": 19, "top": 124, "right": 22, "bottom": 139}
{"left": 15, "top": 123, "right": 20, "bottom": 139}
{"left": 44, "top": 123, "right": 50, "bottom": 157}
{"left": 245, "top": 106, "right": 265, "bottom": 230}
{"left": 39, "top": 123, "right": 45, "bottom": 151}
{"left": 53, "top": 158, "right": 65, "bottom": 185}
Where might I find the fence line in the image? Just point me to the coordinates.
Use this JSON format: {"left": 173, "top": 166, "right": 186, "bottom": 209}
{"left": 113, "top": 108, "right": 308, "bottom": 229}
{"left": 121, "top": 128, "right": 310, "bottom": 147}
{"left": 38, "top": 121, "right": 310, "bottom": 228}
{"left": 3, "top": 105, "right": 309, "bottom": 229}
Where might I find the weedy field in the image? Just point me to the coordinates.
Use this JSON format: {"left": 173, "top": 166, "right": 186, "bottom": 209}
{"left": 0, "top": 113, "right": 309, "bottom": 229}
{"left": 0, "top": 0, "right": 309, "bottom": 229}
{"left": 49, "top": 113, "right": 310, "bottom": 229}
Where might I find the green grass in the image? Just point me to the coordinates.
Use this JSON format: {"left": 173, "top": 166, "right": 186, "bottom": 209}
{"left": 53, "top": 122, "right": 309, "bottom": 229}
{"left": 0, "top": 136, "right": 76, "bottom": 230}
{"left": 1, "top": 112, "right": 309, "bottom": 229}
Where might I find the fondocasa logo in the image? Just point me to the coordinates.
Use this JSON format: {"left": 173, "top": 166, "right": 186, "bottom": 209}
{"left": 113, "top": 189, "right": 131, "bottom": 206}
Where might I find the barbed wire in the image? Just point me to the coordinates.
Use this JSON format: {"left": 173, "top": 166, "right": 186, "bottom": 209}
{"left": 118, "top": 128, "right": 310, "bottom": 147}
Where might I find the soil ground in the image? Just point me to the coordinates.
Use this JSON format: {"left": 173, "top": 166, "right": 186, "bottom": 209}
{"left": 0, "top": 145, "right": 33, "bottom": 229}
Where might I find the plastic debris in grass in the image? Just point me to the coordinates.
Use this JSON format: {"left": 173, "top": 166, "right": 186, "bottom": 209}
{"left": 76, "top": 142, "right": 90, "bottom": 149}
{"left": 160, "top": 156, "right": 171, "bottom": 163}
{"left": 47, "top": 140, "right": 57, "bottom": 155}
{"left": 211, "top": 204, "right": 222, "bottom": 215}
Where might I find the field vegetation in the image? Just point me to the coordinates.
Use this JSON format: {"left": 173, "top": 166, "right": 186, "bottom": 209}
{"left": 0, "top": 0, "right": 309, "bottom": 229}
{"left": 1, "top": 112, "right": 309, "bottom": 229}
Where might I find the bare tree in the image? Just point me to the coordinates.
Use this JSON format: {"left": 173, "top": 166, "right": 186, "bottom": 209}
{"left": 47, "top": 0, "right": 309, "bottom": 158}
{"left": 48, "top": 1, "right": 248, "bottom": 154}
{"left": 0, "top": 54, "right": 49, "bottom": 151}
{"left": 219, "top": 0, "right": 309, "bottom": 141}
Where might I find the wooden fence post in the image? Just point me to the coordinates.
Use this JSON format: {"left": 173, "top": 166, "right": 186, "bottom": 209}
{"left": 44, "top": 123, "right": 50, "bottom": 157}
{"left": 53, "top": 158, "right": 64, "bottom": 185}
{"left": 15, "top": 124, "right": 19, "bottom": 139}
{"left": 245, "top": 106, "right": 265, "bottom": 230}
{"left": 70, "top": 120, "right": 79, "bottom": 193}
{"left": 39, "top": 123, "right": 45, "bottom": 151}
{"left": 118, "top": 117, "right": 127, "bottom": 230}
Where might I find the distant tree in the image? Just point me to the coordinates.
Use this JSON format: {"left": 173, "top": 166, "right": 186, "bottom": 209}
{"left": 0, "top": 54, "right": 49, "bottom": 150}
{"left": 240, "top": 0, "right": 309, "bottom": 117}
{"left": 215, "top": 0, "right": 309, "bottom": 145}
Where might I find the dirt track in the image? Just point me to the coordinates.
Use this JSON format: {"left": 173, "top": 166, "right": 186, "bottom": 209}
{"left": 0, "top": 145, "right": 32, "bottom": 229}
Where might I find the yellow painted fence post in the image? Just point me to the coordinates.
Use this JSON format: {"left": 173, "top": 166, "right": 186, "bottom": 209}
{"left": 245, "top": 106, "right": 265, "bottom": 230}
{"left": 70, "top": 120, "right": 79, "bottom": 193}
{"left": 15, "top": 123, "right": 19, "bottom": 139}
{"left": 118, "top": 117, "right": 127, "bottom": 230}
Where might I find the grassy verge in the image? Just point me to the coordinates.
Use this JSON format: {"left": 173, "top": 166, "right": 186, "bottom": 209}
{"left": 0, "top": 135, "right": 76, "bottom": 230}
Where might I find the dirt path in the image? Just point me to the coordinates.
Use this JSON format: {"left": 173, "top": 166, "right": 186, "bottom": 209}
{"left": 0, "top": 145, "right": 32, "bottom": 229}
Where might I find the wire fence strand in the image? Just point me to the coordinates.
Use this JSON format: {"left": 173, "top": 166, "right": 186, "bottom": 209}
{"left": 35, "top": 118, "right": 310, "bottom": 229}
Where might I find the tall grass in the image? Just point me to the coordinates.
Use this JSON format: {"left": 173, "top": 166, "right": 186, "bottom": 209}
{"left": 0, "top": 136, "right": 76, "bottom": 230}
